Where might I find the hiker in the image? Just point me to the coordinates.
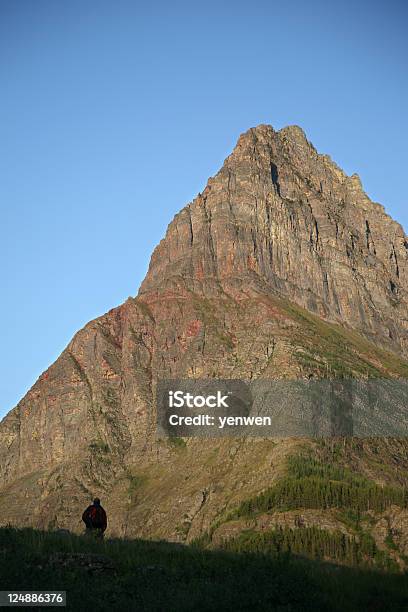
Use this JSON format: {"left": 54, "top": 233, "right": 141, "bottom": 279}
{"left": 82, "top": 497, "right": 107, "bottom": 539}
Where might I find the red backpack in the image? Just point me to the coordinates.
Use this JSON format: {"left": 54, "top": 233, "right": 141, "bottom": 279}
{"left": 87, "top": 505, "right": 106, "bottom": 529}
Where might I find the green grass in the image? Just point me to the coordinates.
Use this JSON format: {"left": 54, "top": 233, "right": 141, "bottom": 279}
{"left": 276, "top": 295, "right": 408, "bottom": 378}
{"left": 386, "top": 530, "right": 399, "bottom": 551}
{"left": 125, "top": 471, "right": 148, "bottom": 495}
{"left": 231, "top": 453, "right": 408, "bottom": 518}
{"left": 193, "top": 451, "right": 408, "bottom": 572}
{"left": 168, "top": 436, "right": 187, "bottom": 449}
{"left": 2, "top": 527, "right": 408, "bottom": 611}
{"left": 221, "top": 525, "right": 399, "bottom": 572}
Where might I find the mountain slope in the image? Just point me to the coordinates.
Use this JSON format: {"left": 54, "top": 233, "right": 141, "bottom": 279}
{"left": 4, "top": 526, "right": 408, "bottom": 612}
{"left": 1, "top": 125, "right": 407, "bottom": 564}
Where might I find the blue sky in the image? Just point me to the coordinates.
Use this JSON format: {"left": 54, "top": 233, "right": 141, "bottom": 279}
{"left": 1, "top": 0, "right": 407, "bottom": 417}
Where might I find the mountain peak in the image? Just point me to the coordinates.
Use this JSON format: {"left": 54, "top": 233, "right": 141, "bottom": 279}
{"left": 278, "top": 124, "right": 308, "bottom": 140}
{"left": 140, "top": 124, "right": 407, "bottom": 357}
{"left": 234, "top": 123, "right": 309, "bottom": 147}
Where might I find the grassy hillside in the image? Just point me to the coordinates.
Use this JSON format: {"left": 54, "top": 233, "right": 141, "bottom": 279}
{"left": 1, "top": 526, "right": 408, "bottom": 611}
{"left": 192, "top": 444, "right": 408, "bottom": 574}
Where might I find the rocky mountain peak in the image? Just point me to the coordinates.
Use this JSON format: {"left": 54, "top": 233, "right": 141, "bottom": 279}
{"left": 140, "top": 125, "right": 407, "bottom": 357}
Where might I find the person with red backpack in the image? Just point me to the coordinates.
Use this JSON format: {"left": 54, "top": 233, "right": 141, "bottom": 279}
{"left": 82, "top": 498, "right": 107, "bottom": 539}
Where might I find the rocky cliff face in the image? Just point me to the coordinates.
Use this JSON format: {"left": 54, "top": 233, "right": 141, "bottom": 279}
{"left": 1, "top": 125, "right": 408, "bottom": 557}
{"left": 141, "top": 125, "right": 407, "bottom": 355}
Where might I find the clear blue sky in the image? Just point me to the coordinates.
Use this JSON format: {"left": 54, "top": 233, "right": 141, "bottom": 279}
{"left": 1, "top": 0, "right": 407, "bottom": 417}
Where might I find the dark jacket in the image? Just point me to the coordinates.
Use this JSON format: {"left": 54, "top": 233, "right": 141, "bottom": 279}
{"left": 82, "top": 504, "right": 107, "bottom": 531}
